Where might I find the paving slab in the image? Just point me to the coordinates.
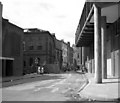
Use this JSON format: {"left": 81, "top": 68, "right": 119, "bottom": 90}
{"left": 79, "top": 73, "right": 120, "bottom": 102}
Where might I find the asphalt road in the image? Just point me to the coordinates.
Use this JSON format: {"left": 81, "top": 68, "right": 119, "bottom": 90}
{"left": 1, "top": 72, "right": 88, "bottom": 101}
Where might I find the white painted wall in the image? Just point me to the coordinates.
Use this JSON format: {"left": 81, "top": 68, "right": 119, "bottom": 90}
{"left": 107, "top": 40, "right": 112, "bottom": 76}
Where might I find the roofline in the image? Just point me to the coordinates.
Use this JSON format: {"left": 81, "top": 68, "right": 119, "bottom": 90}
{"left": 2, "top": 18, "right": 23, "bottom": 30}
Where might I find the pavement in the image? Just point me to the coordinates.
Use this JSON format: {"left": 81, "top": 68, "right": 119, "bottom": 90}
{"left": 0, "top": 73, "right": 40, "bottom": 83}
{"left": 78, "top": 73, "right": 120, "bottom": 102}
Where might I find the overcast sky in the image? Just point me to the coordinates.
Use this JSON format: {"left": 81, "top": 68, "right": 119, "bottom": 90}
{"left": 1, "top": 0, "right": 85, "bottom": 46}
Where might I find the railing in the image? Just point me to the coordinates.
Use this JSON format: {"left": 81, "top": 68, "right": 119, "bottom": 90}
{"left": 75, "top": 2, "right": 94, "bottom": 45}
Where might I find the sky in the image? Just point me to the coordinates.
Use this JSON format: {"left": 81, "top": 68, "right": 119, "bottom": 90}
{"left": 1, "top": 0, "right": 85, "bottom": 46}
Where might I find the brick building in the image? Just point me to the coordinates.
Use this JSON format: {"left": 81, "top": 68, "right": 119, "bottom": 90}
{"left": 2, "top": 18, "right": 23, "bottom": 77}
{"left": 75, "top": 1, "right": 120, "bottom": 83}
{"left": 23, "top": 28, "right": 56, "bottom": 74}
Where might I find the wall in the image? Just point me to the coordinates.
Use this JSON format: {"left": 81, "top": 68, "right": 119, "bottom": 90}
{"left": 2, "top": 19, "right": 23, "bottom": 76}
{"left": 107, "top": 18, "right": 120, "bottom": 77}
{"left": 61, "top": 41, "right": 68, "bottom": 67}
{"left": 23, "top": 31, "right": 56, "bottom": 74}
{"left": 44, "top": 64, "right": 60, "bottom": 74}
{"left": 0, "top": 2, "right": 2, "bottom": 76}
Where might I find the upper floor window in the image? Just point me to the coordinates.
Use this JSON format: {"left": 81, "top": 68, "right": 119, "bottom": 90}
{"left": 29, "top": 46, "right": 34, "bottom": 50}
{"left": 37, "top": 46, "right": 42, "bottom": 50}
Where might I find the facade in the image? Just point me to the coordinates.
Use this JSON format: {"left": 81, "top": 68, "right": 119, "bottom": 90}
{"left": 23, "top": 28, "right": 56, "bottom": 74}
{"left": 0, "top": 2, "right": 2, "bottom": 76}
{"left": 61, "top": 40, "right": 68, "bottom": 67}
{"left": 75, "top": 1, "right": 120, "bottom": 83}
{"left": 2, "top": 18, "right": 23, "bottom": 77}
{"left": 67, "top": 42, "right": 73, "bottom": 66}
{"left": 61, "top": 40, "right": 73, "bottom": 70}
{"left": 54, "top": 38, "right": 62, "bottom": 70}
{"left": 72, "top": 45, "right": 82, "bottom": 67}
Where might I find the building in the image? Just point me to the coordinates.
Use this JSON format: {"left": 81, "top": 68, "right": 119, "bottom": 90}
{"left": 61, "top": 40, "right": 68, "bottom": 68}
{"left": 0, "top": 2, "right": 2, "bottom": 76}
{"left": 60, "top": 40, "right": 74, "bottom": 71}
{"left": 67, "top": 42, "right": 73, "bottom": 67}
{"left": 75, "top": 1, "right": 120, "bottom": 83}
{"left": 23, "top": 28, "right": 56, "bottom": 74}
{"left": 2, "top": 18, "right": 23, "bottom": 77}
{"left": 54, "top": 38, "right": 62, "bottom": 70}
{"left": 72, "top": 45, "right": 82, "bottom": 68}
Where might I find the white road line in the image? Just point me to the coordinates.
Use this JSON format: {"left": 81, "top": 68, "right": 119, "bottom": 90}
{"left": 46, "top": 84, "right": 55, "bottom": 88}
{"left": 51, "top": 87, "right": 59, "bottom": 93}
{"left": 34, "top": 87, "right": 41, "bottom": 92}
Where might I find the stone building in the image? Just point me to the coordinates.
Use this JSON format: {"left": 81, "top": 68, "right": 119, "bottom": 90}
{"left": 2, "top": 18, "right": 23, "bottom": 77}
{"left": 72, "top": 45, "right": 82, "bottom": 67}
{"left": 61, "top": 40, "right": 73, "bottom": 71}
{"left": 23, "top": 28, "right": 56, "bottom": 74}
{"left": 54, "top": 38, "right": 62, "bottom": 70}
{"left": 75, "top": 1, "right": 120, "bottom": 83}
{"left": 67, "top": 42, "right": 73, "bottom": 67}
{"left": 61, "top": 40, "right": 69, "bottom": 68}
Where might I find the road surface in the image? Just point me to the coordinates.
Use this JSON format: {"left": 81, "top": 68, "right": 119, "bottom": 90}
{"left": 2, "top": 72, "right": 88, "bottom": 101}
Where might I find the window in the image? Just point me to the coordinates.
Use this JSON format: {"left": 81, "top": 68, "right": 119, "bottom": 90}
{"left": 24, "top": 61, "right": 26, "bottom": 67}
{"left": 29, "top": 46, "right": 34, "bottom": 50}
{"left": 29, "top": 58, "right": 33, "bottom": 66}
{"left": 37, "top": 46, "right": 42, "bottom": 50}
{"left": 77, "top": 53, "right": 79, "bottom": 58}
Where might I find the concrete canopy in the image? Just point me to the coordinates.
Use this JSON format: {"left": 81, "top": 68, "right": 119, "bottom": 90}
{"left": 75, "top": 1, "right": 120, "bottom": 47}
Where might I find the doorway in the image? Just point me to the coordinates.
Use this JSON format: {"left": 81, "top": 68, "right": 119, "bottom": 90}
{"left": 6, "top": 60, "right": 13, "bottom": 76}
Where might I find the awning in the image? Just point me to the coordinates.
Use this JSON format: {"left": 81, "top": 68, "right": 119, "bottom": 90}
{"left": 0, "top": 57, "right": 14, "bottom": 60}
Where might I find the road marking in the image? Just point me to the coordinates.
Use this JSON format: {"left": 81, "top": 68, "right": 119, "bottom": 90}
{"left": 46, "top": 84, "right": 55, "bottom": 88}
{"left": 51, "top": 87, "right": 59, "bottom": 93}
{"left": 34, "top": 87, "right": 41, "bottom": 92}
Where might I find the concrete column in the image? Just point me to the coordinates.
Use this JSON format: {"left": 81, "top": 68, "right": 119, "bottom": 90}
{"left": 94, "top": 4, "right": 102, "bottom": 83}
{"left": 89, "top": 47, "right": 92, "bottom": 73}
{"left": 101, "top": 16, "right": 107, "bottom": 79}
{"left": 80, "top": 47, "right": 82, "bottom": 65}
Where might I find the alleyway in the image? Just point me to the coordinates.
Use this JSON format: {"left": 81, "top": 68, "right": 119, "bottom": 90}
{"left": 2, "top": 72, "right": 88, "bottom": 101}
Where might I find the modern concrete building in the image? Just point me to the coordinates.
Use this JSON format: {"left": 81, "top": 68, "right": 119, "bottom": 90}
{"left": 2, "top": 18, "right": 24, "bottom": 77}
{"left": 23, "top": 28, "right": 56, "bottom": 74}
{"left": 75, "top": 1, "right": 120, "bottom": 83}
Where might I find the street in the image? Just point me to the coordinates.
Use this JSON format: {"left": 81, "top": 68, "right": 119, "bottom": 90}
{"left": 2, "top": 72, "right": 88, "bottom": 101}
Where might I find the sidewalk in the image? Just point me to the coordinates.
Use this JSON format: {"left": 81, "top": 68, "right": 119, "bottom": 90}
{"left": 79, "top": 73, "right": 120, "bottom": 101}
{"left": 0, "top": 73, "right": 42, "bottom": 83}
